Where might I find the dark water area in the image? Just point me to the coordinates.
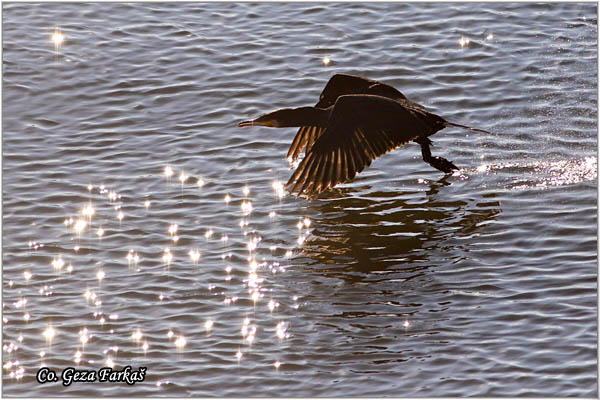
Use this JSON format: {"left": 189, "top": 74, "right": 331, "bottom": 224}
{"left": 2, "top": 2, "right": 597, "bottom": 397}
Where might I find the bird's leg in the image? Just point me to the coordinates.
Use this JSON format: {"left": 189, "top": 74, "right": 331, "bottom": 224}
{"left": 415, "top": 137, "right": 459, "bottom": 173}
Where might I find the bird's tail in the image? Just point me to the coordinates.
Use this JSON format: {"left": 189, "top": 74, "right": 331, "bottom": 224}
{"left": 445, "top": 121, "right": 492, "bottom": 134}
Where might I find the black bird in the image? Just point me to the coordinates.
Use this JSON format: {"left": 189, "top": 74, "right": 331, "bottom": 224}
{"left": 285, "top": 74, "right": 416, "bottom": 162}
{"left": 238, "top": 74, "right": 490, "bottom": 196}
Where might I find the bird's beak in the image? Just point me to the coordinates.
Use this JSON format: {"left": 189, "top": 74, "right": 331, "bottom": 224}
{"left": 238, "top": 120, "right": 254, "bottom": 127}
{"left": 238, "top": 119, "right": 275, "bottom": 127}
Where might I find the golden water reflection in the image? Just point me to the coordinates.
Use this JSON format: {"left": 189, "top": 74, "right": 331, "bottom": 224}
{"left": 51, "top": 28, "right": 64, "bottom": 52}
{"left": 300, "top": 179, "right": 502, "bottom": 283}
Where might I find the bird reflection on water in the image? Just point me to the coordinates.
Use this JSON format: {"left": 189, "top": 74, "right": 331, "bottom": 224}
{"left": 296, "top": 178, "right": 501, "bottom": 284}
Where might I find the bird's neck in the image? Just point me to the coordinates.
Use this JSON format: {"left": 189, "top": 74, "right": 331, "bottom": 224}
{"left": 285, "top": 107, "right": 330, "bottom": 127}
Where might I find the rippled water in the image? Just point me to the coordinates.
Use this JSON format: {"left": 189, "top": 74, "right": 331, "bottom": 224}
{"left": 2, "top": 2, "right": 597, "bottom": 397}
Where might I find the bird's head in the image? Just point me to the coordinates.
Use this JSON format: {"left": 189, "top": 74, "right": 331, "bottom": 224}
{"left": 238, "top": 108, "right": 312, "bottom": 128}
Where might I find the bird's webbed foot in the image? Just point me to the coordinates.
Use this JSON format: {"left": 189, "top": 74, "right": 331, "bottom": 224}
{"left": 415, "top": 136, "right": 459, "bottom": 174}
{"left": 426, "top": 156, "right": 459, "bottom": 173}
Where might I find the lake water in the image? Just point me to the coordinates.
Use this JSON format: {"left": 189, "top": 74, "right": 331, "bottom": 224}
{"left": 2, "top": 2, "right": 597, "bottom": 397}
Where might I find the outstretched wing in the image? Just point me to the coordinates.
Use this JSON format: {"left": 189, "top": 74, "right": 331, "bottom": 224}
{"left": 315, "top": 74, "right": 407, "bottom": 108}
{"left": 286, "top": 95, "right": 445, "bottom": 196}
{"left": 286, "top": 74, "right": 413, "bottom": 162}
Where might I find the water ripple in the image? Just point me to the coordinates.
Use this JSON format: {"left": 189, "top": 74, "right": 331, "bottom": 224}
{"left": 2, "top": 2, "right": 596, "bottom": 397}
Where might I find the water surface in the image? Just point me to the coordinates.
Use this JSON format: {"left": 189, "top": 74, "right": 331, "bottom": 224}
{"left": 2, "top": 2, "right": 597, "bottom": 397}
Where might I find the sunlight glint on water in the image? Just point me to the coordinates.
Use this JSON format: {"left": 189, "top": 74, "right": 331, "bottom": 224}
{"left": 1, "top": 2, "right": 596, "bottom": 397}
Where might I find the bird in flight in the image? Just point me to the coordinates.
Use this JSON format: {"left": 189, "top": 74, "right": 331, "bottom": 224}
{"left": 238, "top": 74, "right": 490, "bottom": 196}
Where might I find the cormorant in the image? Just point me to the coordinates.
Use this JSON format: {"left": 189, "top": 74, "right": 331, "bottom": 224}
{"left": 238, "top": 74, "right": 490, "bottom": 196}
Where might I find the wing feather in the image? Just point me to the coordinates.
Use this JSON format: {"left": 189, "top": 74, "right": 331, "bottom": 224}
{"left": 327, "top": 149, "right": 340, "bottom": 190}
{"left": 317, "top": 152, "right": 334, "bottom": 193}
{"left": 356, "top": 127, "right": 377, "bottom": 160}
{"left": 297, "top": 152, "right": 323, "bottom": 195}
{"left": 338, "top": 147, "right": 347, "bottom": 182}
{"left": 287, "top": 152, "right": 315, "bottom": 193}
{"left": 304, "top": 126, "right": 321, "bottom": 154}
{"left": 320, "top": 151, "right": 333, "bottom": 192}
{"left": 287, "top": 94, "right": 446, "bottom": 195}
{"left": 287, "top": 126, "right": 309, "bottom": 161}
{"left": 345, "top": 139, "right": 358, "bottom": 179}
{"left": 298, "top": 158, "right": 320, "bottom": 195}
